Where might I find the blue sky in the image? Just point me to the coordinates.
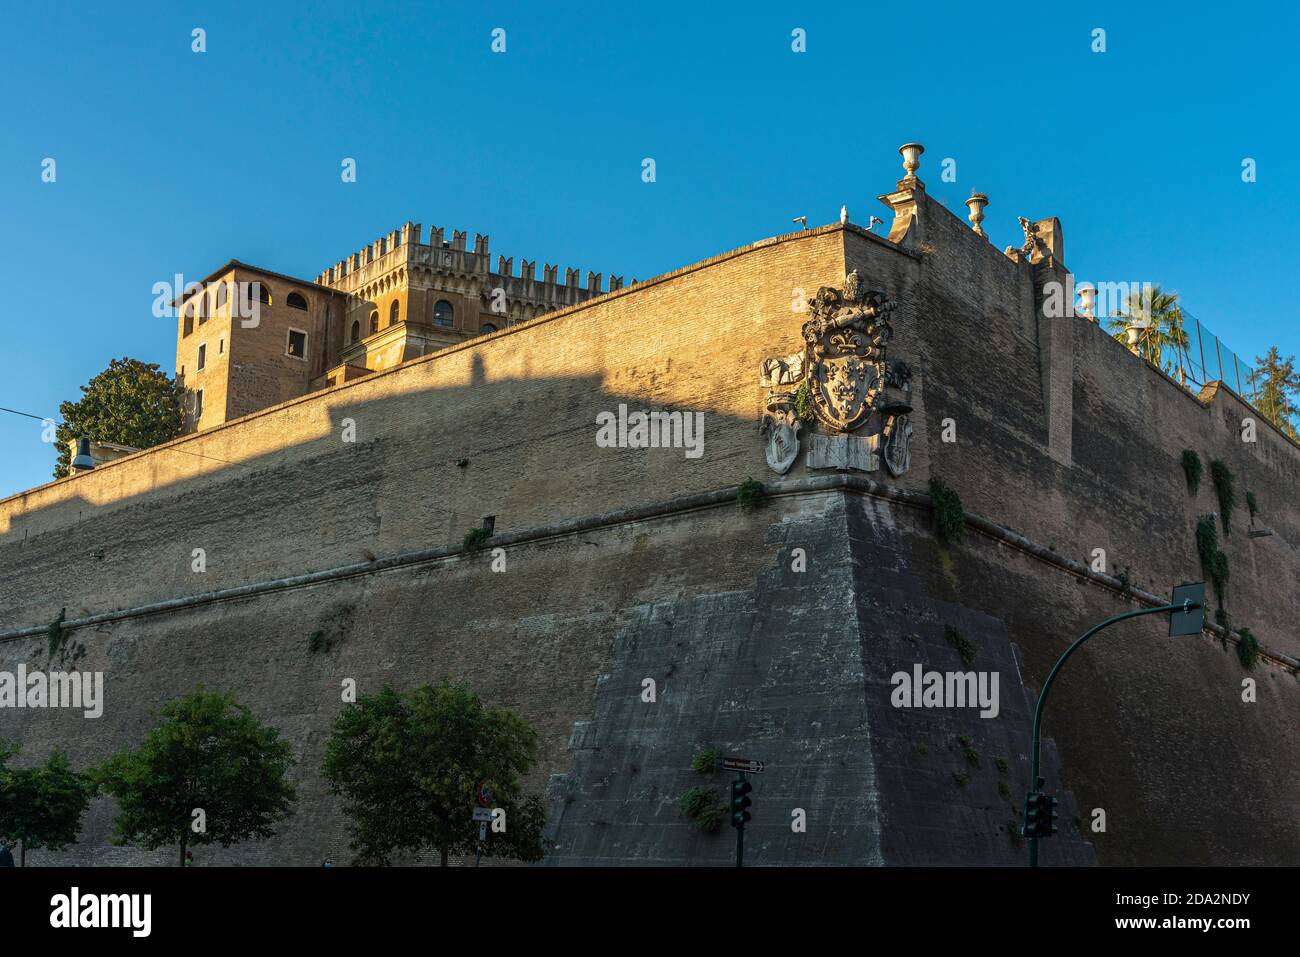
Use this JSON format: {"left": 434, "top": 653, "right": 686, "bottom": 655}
{"left": 2, "top": 1, "right": 1296, "bottom": 498}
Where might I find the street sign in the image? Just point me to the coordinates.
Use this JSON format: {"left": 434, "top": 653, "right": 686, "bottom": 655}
{"left": 717, "top": 756, "right": 765, "bottom": 774}
{"left": 471, "top": 807, "right": 494, "bottom": 822}
{"left": 1168, "top": 582, "right": 1206, "bottom": 636}
{"left": 475, "top": 782, "right": 493, "bottom": 807}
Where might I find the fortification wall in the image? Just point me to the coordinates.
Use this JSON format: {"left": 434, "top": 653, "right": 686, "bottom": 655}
{"left": 1, "top": 203, "right": 1297, "bottom": 865}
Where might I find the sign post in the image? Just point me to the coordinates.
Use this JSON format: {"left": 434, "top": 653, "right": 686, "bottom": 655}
{"left": 471, "top": 807, "right": 493, "bottom": 867}
{"left": 716, "top": 756, "right": 763, "bottom": 868}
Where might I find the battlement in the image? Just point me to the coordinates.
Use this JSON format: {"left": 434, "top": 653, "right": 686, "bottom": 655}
{"left": 315, "top": 221, "right": 623, "bottom": 305}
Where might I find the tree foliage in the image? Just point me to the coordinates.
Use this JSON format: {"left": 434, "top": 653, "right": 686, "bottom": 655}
{"left": 321, "top": 680, "right": 546, "bottom": 866}
{"left": 1253, "top": 346, "right": 1300, "bottom": 440}
{"left": 53, "top": 357, "right": 185, "bottom": 478}
{"left": 95, "top": 687, "right": 296, "bottom": 866}
{"left": 0, "top": 745, "right": 91, "bottom": 865}
{"left": 1107, "top": 285, "right": 1188, "bottom": 376}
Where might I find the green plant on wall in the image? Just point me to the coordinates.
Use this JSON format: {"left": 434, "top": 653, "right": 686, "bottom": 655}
{"left": 1181, "top": 449, "right": 1202, "bottom": 494}
{"left": 1195, "top": 515, "right": 1229, "bottom": 606}
{"left": 793, "top": 380, "right": 815, "bottom": 425}
{"left": 1209, "top": 459, "right": 1235, "bottom": 533}
{"left": 1115, "top": 567, "right": 1133, "bottom": 595}
{"left": 944, "top": 625, "right": 977, "bottom": 668}
{"left": 678, "top": 785, "right": 725, "bottom": 833}
{"left": 1236, "top": 628, "right": 1260, "bottom": 670}
{"left": 929, "top": 477, "right": 964, "bottom": 546}
{"left": 463, "top": 526, "right": 492, "bottom": 552}
{"left": 1246, "top": 491, "right": 1259, "bottom": 524}
{"left": 690, "top": 746, "right": 720, "bottom": 775}
{"left": 737, "top": 478, "right": 766, "bottom": 512}
{"left": 1214, "top": 607, "right": 1231, "bottom": 649}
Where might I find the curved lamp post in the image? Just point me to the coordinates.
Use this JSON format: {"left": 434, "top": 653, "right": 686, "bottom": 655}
{"left": 1025, "top": 582, "right": 1205, "bottom": 867}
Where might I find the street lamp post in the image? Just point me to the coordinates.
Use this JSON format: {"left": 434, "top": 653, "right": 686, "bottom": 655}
{"left": 1025, "top": 584, "right": 1205, "bottom": 867}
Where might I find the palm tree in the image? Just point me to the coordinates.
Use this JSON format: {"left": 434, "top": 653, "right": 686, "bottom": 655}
{"left": 1106, "top": 285, "right": 1186, "bottom": 377}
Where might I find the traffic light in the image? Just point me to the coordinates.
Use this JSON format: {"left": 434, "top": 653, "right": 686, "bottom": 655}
{"left": 730, "top": 777, "right": 753, "bottom": 829}
{"left": 1022, "top": 791, "right": 1040, "bottom": 838}
{"left": 1022, "top": 791, "right": 1058, "bottom": 839}
{"left": 1040, "top": 792, "right": 1058, "bottom": 836}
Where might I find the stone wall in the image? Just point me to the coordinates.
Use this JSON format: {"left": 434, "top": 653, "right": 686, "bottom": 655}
{"left": 1, "top": 203, "right": 1296, "bottom": 865}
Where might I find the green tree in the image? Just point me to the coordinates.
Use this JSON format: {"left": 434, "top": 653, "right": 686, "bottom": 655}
{"left": 322, "top": 680, "right": 546, "bottom": 866}
{"left": 96, "top": 688, "right": 296, "bottom": 866}
{"left": 1252, "top": 346, "right": 1300, "bottom": 440}
{"left": 0, "top": 746, "right": 92, "bottom": 866}
{"left": 53, "top": 357, "right": 185, "bottom": 478}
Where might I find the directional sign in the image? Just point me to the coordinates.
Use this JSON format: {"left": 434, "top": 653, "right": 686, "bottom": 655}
{"left": 717, "top": 756, "right": 765, "bottom": 774}
{"left": 472, "top": 807, "right": 494, "bottom": 823}
{"left": 1168, "top": 582, "right": 1206, "bottom": 637}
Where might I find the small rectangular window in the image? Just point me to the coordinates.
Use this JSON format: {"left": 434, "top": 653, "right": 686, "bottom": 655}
{"left": 219, "top": 338, "right": 224, "bottom": 355}
{"left": 286, "top": 329, "right": 307, "bottom": 359}
{"left": 197, "top": 343, "right": 207, "bottom": 371}
{"left": 194, "top": 389, "right": 204, "bottom": 422}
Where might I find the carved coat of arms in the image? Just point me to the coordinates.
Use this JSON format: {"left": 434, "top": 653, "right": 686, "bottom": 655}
{"left": 759, "top": 270, "right": 913, "bottom": 477}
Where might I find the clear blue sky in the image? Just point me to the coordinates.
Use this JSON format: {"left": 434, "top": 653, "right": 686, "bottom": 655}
{"left": 2, "top": 1, "right": 1296, "bottom": 498}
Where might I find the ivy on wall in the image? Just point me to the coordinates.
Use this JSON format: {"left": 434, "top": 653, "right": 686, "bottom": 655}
{"left": 1210, "top": 460, "right": 1235, "bottom": 533}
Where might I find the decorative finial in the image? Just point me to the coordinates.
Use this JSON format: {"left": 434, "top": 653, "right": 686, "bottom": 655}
{"left": 965, "top": 191, "right": 990, "bottom": 238}
{"left": 1076, "top": 283, "right": 1097, "bottom": 321}
{"left": 899, "top": 142, "right": 925, "bottom": 179}
{"left": 840, "top": 205, "right": 849, "bottom": 225}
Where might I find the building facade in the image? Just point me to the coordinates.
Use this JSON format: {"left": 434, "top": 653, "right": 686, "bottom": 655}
{"left": 176, "top": 225, "right": 624, "bottom": 431}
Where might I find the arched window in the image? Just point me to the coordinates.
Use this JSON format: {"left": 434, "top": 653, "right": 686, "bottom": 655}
{"left": 251, "top": 282, "right": 271, "bottom": 305}
{"left": 389, "top": 300, "right": 400, "bottom": 326}
{"left": 369, "top": 311, "right": 379, "bottom": 335}
{"left": 182, "top": 302, "right": 195, "bottom": 337}
{"left": 433, "top": 299, "right": 454, "bottom": 327}
{"left": 350, "top": 320, "right": 360, "bottom": 344}
{"left": 480, "top": 323, "right": 498, "bottom": 334}
{"left": 286, "top": 291, "right": 308, "bottom": 310}
{"left": 215, "top": 282, "right": 228, "bottom": 313}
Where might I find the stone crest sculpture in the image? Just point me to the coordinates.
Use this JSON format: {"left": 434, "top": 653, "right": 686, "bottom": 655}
{"left": 759, "top": 270, "right": 913, "bottom": 476}
{"left": 759, "top": 352, "right": 805, "bottom": 474}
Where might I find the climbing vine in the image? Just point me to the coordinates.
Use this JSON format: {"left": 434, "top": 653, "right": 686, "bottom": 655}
{"left": 1195, "top": 515, "right": 1229, "bottom": 606}
{"left": 1210, "top": 459, "right": 1235, "bottom": 533}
